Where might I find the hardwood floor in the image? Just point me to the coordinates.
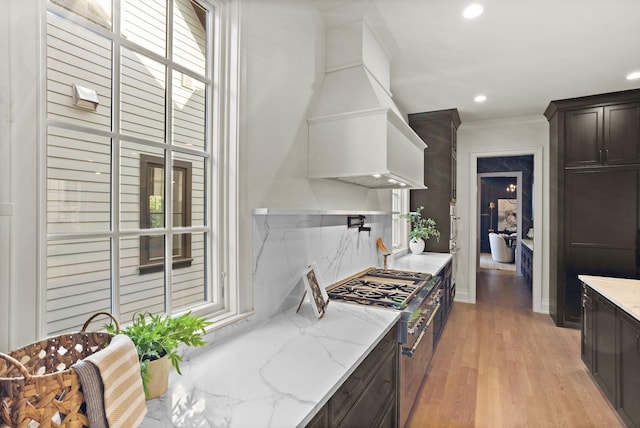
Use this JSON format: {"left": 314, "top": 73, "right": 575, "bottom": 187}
{"left": 406, "top": 268, "right": 624, "bottom": 428}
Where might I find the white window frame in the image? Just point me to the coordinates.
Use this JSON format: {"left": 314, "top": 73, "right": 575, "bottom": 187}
{"left": 38, "top": 0, "right": 242, "bottom": 337}
{"left": 392, "top": 188, "right": 409, "bottom": 251}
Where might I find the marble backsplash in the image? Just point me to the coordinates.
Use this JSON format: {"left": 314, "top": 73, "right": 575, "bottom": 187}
{"left": 252, "top": 211, "right": 392, "bottom": 321}
{"left": 207, "top": 211, "right": 392, "bottom": 344}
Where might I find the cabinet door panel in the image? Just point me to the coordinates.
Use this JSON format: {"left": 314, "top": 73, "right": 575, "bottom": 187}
{"left": 565, "top": 107, "right": 602, "bottom": 167}
{"left": 337, "top": 348, "right": 396, "bottom": 428}
{"left": 581, "top": 285, "right": 594, "bottom": 371}
{"left": 564, "top": 169, "right": 639, "bottom": 323}
{"left": 617, "top": 311, "right": 640, "bottom": 428}
{"left": 565, "top": 169, "right": 638, "bottom": 247}
{"left": 594, "top": 294, "right": 617, "bottom": 404}
{"left": 605, "top": 103, "right": 640, "bottom": 165}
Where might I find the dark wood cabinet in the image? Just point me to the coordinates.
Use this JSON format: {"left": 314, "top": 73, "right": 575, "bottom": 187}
{"left": 307, "top": 327, "right": 399, "bottom": 428}
{"left": 521, "top": 242, "right": 533, "bottom": 291}
{"left": 563, "top": 168, "right": 639, "bottom": 322}
{"left": 409, "top": 109, "right": 460, "bottom": 253}
{"left": 564, "top": 103, "right": 640, "bottom": 167}
{"left": 605, "top": 103, "right": 640, "bottom": 165}
{"left": 545, "top": 89, "right": 640, "bottom": 327}
{"left": 617, "top": 310, "right": 640, "bottom": 428}
{"left": 593, "top": 292, "right": 617, "bottom": 404}
{"left": 581, "top": 284, "right": 594, "bottom": 371}
{"left": 581, "top": 282, "right": 640, "bottom": 428}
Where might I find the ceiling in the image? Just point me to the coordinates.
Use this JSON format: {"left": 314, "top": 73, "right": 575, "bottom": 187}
{"left": 368, "top": 0, "right": 640, "bottom": 123}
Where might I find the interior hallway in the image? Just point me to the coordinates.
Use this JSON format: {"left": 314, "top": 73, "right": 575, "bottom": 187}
{"left": 407, "top": 269, "right": 623, "bottom": 427}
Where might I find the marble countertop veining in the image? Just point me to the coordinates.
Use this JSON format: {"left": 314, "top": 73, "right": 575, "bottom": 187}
{"left": 142, "top": 301, "right": 400, "bottom": 428}
{"left": 389, "top": 251, "right": 453, "bottom": 276}
{"left": 579, "top": 275, "right": 640, "bottom": 322}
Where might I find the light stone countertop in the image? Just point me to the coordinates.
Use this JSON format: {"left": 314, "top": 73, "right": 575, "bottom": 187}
{"left": 579, "top": 275, "right": 640, "bottom": 322}
{"left": 390, "top": 251, "right": 452, "bottom": 276}
{"left": 142, "top": 253, "right": 452, "bottom": 427}
{"left": 521, "top": 238, "right": 534, "bottom": 251}
{"left": 141, "top": 301, "right": 400, "bottom": 428}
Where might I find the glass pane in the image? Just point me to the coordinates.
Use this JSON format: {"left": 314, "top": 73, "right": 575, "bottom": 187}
{"left": 51, "top": 0, "right": 113, "bottom": 29}
{"left": 172, "top": 232, "right": 207, "bottom": 311}
{"left": 121, "top": 0, "right": 166, "bottom": 56}
{"left": 46, "top": 238, "right": 111, "bottom": 336}
{"left": 120, "top": 235, "right": 166, "bottom": 322}
{"left": 173, "top": 0, "right": 207, "bottom": 75}
{"left": 121, "top": 48, "right": 166, "bottom": 142}
{"left": 172, "top": 73, "right": 206, "bottom": 150}
{"left": 174, "top": 151, "right": 205, "bottom": 227}
{"left": 120, "top": 141, "right": 165, "bottom": 230}
{"left": 47, "top": 127, "right": 111, "bottom": 234}
{"left": 46, "top": 12, "right": 112, "bottom": 131}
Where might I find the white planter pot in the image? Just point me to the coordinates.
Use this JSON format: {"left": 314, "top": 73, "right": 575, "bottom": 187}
{"left": 409, "top": 239, "right": 425, "bottom": 255}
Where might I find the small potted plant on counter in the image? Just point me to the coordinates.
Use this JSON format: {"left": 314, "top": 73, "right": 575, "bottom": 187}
{"left": 107, "top": 311, "right": 212, "bottom": 399}
{"left": 400, "top": 206, "right": 440, "bottom": 254}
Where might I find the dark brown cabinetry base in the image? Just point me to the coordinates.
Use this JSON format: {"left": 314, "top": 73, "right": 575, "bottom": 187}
{"left": 306, "top": 327, "right": 399, "bottom": 428}
{"left": 581, "top": 282, "right": 640, "bottom": 428}
{"left": 521, "top": 243, "right": 533, "bottom": 291}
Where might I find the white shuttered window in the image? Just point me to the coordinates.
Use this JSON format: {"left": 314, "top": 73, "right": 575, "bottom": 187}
{"left": 45, "top": 0, "right": 223, "bottom": 335}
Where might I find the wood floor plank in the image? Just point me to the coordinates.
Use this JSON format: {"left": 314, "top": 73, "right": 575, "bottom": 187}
{"left": 406, "top": 268, "right": 624, "bottom": 428}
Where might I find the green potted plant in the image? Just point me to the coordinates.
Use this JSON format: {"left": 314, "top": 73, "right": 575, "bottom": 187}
{"left": 400, "top": 206, "right": 440, "bottom": 254}
{"left": 107, "top": 311, "right": 212, "bottom": 399}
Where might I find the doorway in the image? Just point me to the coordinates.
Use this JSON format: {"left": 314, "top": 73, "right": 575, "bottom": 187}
{"left": 478, "top": 172, "right": 522, "bottom": 275}
{"left": 466, "top": 152, "right": 542, "bottom": 312}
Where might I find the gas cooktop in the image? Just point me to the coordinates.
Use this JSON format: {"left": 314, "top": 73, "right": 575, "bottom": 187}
{"left": 326, "top": 267, "right": 431, "bottom": 310}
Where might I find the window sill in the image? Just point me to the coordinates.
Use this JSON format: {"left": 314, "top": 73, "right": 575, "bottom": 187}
{"left": 138, "top": 258, "right": 194, "bottom": 274}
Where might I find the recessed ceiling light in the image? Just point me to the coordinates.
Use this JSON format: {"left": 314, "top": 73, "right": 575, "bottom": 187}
{"left": 463, "top": 3, "right": 484, "bottom": 19}
{"left": 372, "top": 174, "right": 382, "bottom": 178}
{"left": 626, "top": 71, "right": 640, "bottom": 80}
{"left": 474, "top": 94, "right": 487, "bottom": 103}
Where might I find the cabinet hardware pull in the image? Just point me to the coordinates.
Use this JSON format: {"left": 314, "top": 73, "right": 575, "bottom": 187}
{"left": 605, "top": 149, "right": 609, "bottom": 163}
{"left": 344, "top": 377, "right": 363, "bottom": 397}
{"left": 599, "top": 149, "right": 604, "bottom": 164}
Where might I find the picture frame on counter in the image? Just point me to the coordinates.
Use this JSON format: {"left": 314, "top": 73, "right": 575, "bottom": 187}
{"left": 300, "top": 263, "right": 329, "bottom": 318}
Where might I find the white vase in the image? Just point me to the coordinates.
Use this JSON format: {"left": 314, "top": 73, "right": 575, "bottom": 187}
{"left": 409, "top": 239, "right": 425, "bottom": 255}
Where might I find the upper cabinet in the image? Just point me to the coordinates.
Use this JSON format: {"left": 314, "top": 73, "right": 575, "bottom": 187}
{"left": 408, "top": 109, "right": 460, "bottom": 253}
{"left": 555, "top": 100, "right": 640, "bottom": 168}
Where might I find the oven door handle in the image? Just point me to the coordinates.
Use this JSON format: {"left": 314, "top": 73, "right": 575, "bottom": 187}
{"left": 403, "top": 303, "right": 441, "bottom": 357}
{"left": 402, "top": 325, "right": 429, "bottom": 357}
{"left": 425, "top": 302, "right": 441, "bottom": 326}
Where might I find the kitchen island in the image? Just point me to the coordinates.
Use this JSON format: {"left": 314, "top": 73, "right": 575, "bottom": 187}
{"left": 579, "top": 275, "right": 640, "bottom": 428}
{"left": 143, "top": 253, "right": 454, "bottom": 427}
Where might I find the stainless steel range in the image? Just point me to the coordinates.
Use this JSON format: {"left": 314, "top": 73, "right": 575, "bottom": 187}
{"left": 326, "top": 267, "right": 443, "bottom": 427}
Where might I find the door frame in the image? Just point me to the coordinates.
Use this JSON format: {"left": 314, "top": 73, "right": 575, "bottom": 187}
{"left": 467, "top": 147, "right": 544, "bottom": 313}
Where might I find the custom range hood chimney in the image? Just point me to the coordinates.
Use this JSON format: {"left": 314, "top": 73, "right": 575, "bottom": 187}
{"left": 307, "top": 1, "right": 427, "bottom": 189}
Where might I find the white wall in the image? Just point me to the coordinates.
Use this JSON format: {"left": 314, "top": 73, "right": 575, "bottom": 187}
{"left": 237, "top": 0, "right": 392, "bottom": 315}
{"left": 0, "top": 0, "right": 11, "bottom": 352}
{"left": 456, "top": 116, "right": 550, "bottom": 313}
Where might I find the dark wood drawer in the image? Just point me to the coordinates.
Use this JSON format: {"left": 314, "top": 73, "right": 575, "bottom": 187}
{"left": 331, "top": 328, "right": 396, "bottom": 424}
{"left": 336, "top": 345, "right": 397, "bottom": 428}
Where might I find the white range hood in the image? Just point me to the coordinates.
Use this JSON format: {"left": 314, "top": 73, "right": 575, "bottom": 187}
{"left": 307, "top": 1, "right": 427, "bottom": 189}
